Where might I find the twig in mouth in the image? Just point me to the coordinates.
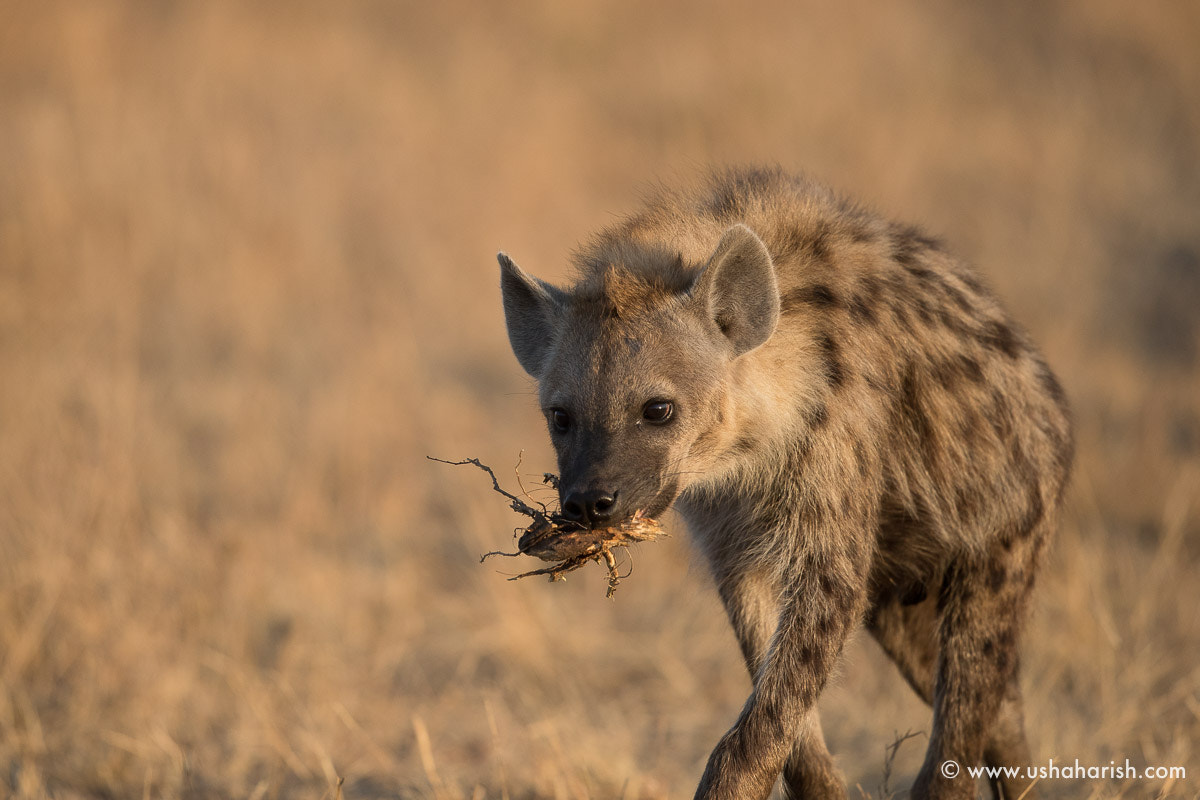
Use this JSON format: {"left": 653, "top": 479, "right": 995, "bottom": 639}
{"left": 429, "top": 455, "right": 665, "bottom": 597}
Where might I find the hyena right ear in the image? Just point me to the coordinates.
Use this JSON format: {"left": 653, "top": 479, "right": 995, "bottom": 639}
{"left": 689, "top": 224, "right": 780, "bottom": 356}
{"left": 498, "top": 252, "right": 565, "bottom": 377}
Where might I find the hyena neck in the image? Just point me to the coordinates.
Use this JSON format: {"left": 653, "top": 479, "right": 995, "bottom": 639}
{"left": 685, "top": 346, "right": 815, "bottom": 498}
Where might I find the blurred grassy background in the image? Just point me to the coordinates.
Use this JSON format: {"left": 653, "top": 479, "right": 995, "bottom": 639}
{"left": 1, "top": 1, "right": 1198, "bottom": 798}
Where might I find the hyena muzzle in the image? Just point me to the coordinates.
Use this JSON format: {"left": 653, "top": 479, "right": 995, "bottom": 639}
{"left": 497, "top": 167, "right": 1073, "bottom": 800}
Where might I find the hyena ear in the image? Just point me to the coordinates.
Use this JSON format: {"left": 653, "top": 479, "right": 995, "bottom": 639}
{"left": 689, "top": 224, "right": 780, "bottom": 356}
{"left": 498, "top": 252, "right": 565, "bottom": 377}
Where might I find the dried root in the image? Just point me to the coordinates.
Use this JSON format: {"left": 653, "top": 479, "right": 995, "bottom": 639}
{"left": 429, "top": 456, "right": 665, "bottom": 598}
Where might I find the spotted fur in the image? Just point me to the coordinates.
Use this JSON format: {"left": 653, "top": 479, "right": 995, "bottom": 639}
{"left": 499, "top": 167, "right": 1074, "bottom": 800}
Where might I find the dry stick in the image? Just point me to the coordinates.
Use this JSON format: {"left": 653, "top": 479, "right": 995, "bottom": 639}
{"left": 512, "top": 449, "right": 550, "bottom": 515}
{"left": 879, "top": 729, "right": 926, "bottom": 799}
{"left": 428, "top": 455, "right": 551, "bottom": 559}
{"left": 427, "top": 456, "right": 543, "bottom": 518}
{"left": 429, "top": 455, "right": 664, "bottom": 597}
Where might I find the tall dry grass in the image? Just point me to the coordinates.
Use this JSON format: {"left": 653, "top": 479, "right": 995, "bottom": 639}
{"left": 1, "top": 1, "right": 1198, "bottom": 798}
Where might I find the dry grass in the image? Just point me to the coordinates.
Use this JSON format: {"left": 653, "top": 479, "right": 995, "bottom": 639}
{"left": 1, "top": 1, "right": 1198, "bottom": 798}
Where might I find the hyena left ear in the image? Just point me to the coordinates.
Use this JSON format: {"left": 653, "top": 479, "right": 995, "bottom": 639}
{"left": 498, "top": 252, "right": 566, "bottom": 378}
{"left": 689, "top": 224, "right": 780, "bottom": 356}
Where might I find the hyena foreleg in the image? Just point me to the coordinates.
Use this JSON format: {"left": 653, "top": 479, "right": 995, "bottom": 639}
{"left": 712, "top": 566, "right": 847, "bottom": 800}
{"left": 696, "top": 533, "right": 869, "bottom": 800}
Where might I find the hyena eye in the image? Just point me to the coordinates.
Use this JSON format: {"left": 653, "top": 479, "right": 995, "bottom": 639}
{"left": 642, "top": 400, "right": 674, "bottom": 424}
{"left": 550, "top": 408, "right": 571, "bottom": 432}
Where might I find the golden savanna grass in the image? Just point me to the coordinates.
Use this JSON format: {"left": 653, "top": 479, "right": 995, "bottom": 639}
{"left": 1, "top": 2, "right": 1198, "bottom": 797}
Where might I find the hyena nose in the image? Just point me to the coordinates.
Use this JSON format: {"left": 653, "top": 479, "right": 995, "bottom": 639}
{"left": 562, "top": 489, "right": 618, "bottom": 525}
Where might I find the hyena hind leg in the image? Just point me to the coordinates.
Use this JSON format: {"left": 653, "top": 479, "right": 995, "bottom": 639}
{"left": 866, "top": 592, "right": 939, "bottom": 704}
{"left": 713, "top": 568, "right": 847, "bottom": 800}
{"left": 869, "top": 577, "right": 1036, "bottom": 800}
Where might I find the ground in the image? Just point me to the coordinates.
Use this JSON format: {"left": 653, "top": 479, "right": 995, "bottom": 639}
{"left": 1, "top": 2, "right": 1198, "bottom": 798}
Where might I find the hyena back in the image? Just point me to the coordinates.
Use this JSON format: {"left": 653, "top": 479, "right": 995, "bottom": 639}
{"left": 498, "top": 167, "right": 1073, "bottom": 800}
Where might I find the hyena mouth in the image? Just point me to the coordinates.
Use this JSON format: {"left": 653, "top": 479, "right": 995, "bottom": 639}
{"left": 640, "top": 478, "right": 681, "bottom": 520}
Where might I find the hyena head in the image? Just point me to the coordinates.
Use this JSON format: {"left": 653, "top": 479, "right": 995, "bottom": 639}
{"left": 499, "top": 224, "right": 779, "bottom": 526}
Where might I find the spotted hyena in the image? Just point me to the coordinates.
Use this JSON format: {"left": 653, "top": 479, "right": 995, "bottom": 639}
{"left": 497, "top": 167, "right": 1073, "bottom": 800}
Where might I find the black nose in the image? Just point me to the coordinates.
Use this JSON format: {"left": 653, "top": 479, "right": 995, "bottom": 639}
{"left": 561, "top": 489, "right": 618, "bottom": 525}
